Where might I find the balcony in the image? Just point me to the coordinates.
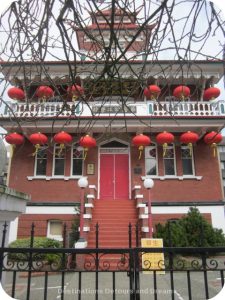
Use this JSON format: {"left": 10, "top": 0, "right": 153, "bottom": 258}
{"left": 1, "top": 99, "right": 225, "bottom": 118}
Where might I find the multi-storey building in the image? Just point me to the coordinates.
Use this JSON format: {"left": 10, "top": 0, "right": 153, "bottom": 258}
{"left": 0, "top": 8, "right": 224, "bottom": 247}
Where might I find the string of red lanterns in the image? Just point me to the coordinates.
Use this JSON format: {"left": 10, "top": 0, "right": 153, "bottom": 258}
{"left": 7, "top": 85, "right": 221, "bottom": 103}
{"left": 4, "top": 131, "right": 223, "bottom": 160}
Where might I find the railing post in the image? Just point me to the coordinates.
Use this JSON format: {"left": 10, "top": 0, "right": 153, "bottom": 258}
{"left": 95, "top": 223, "right": 99, "bottom": 300}
{"left": 200, "top": 222, "right": 204, "bottom": 247}
{"left": 95, "top": 222, "right": 99, "bottom": 249}
{"left": 128, "top": 223, "right": 132, "bottom": 248}
{"left": 0, "top": 222, "right": 8, "bottom": 281}
{"left": 60, "top": 223, "right": 67, "bottom": 300}
{"left": 26, "top": 222, "right": 35, "bottom": 300}
{"left": 134, "top": 248, "right": 140, "bottom": 300}
{"left": 168, "top": 222, "right": 175, "bottom": 300}
{"left": 129, "top": 248, "right": 135, "bottom": 300}
{"left": 135, "top": 222, "right": 139, "bottom": 247}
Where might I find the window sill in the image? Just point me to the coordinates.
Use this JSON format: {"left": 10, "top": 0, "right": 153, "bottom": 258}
{"left": 47, "top": 235, "right": 63, "bottom": 241}
{"left": 27, "top": 176, "right": 83, "bottom": 181}
{"left": 141, "top": 175, "right": 202, "bottom": 181}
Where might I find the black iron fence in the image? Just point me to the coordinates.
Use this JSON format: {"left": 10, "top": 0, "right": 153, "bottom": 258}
{"left": 0, "top": 222, "right": 225, "bottom": 300}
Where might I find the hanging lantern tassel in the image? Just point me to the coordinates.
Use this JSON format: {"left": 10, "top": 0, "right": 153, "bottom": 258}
{"left": 188, "top": 143, "right": 193, "bottom": 156}
{"left": 83, "top": 147, "right": 89, "bottom": 160}
{"left": 10, "top": 145, "right": 16, "bottom": 158}
{"left": 58, "top": 143, "right": 65, "bottom": 156}
{"left": 72, "top": 95, "right": 78, "bottom": 102}
{"left": 211, "top": 143, "right": 217, "bottom": 157}
{"left": 32, "top": 144, "right": 40, "bottom": 156}
{"left": 138, "top": 145, "right": 144, "bottom": 160}
{"left": 163, "top": 143, "right": 168, "bottom": 157}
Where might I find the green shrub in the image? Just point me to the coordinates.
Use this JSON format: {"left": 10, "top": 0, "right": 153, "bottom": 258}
{"left": 154, "top": 207, "right": 225, "bottom": 247}
{"left": 8, "top": 237, "right": 62, "bottom": 264}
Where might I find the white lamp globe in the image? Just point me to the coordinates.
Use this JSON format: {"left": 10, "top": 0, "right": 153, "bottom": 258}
{"left": 78, "top": 177, "right": 88, "bottom": 188}
{"left": 143, "top": 178, "right": 154, "bottom": 189}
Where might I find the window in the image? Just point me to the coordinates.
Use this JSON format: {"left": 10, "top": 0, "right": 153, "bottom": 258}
{"left": 34, "top": 146, "right": 47, "bottom": 176}
{"left": 163, "top": 144, "right": 176, "bottom": 175}
{"left": 53, "top": 144, "right": 65, "bottom": 176}
{"left": 72, "top": 144, "right": 83, "bottom": 176}
{"left": 181, "top": 145, "right": 195, "bottom": 175}
{"left": 145, "top": 144, "right": 158, "bottom": 176}
{"left": 47, "top": 220, "right": 63, "bottom": 240}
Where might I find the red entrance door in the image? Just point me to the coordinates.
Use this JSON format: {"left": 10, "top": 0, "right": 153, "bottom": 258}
{"left": 100, "top": 154, "right": 129, "bottom": 199}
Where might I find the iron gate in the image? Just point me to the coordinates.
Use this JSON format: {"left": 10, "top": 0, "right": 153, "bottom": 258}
{"left": 0, "top": 222, "right": 225, "bottom": 300}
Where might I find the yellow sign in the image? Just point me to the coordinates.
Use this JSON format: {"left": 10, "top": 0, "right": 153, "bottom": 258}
{"left": 141, "top": 238, "right": 165, "bottom": 274}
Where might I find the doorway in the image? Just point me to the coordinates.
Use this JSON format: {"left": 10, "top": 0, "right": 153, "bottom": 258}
{"left": 99, "top": 140, "right": 130, "bottom": 200}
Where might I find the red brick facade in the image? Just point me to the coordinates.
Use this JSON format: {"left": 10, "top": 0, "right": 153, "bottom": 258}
{"left": 9, "top": 137, "right": 223, "bottom": 203}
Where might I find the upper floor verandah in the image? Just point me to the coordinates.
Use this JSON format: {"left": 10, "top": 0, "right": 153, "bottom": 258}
{"left": 1, "top": 97, "right": 225, "bottom": 119}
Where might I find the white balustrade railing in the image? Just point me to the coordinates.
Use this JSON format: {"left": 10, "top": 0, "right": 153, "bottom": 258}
{"left": 1, "top": 100, "right": 225, "bottom": 118}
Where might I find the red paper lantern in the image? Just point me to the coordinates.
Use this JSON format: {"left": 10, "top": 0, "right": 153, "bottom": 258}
{"left": 29, "top": 132, "right": 48, "bottom": 155}
{"left": 156, "top": 131, "right": 174, "bottom": 156}
{"left": 5, "top": 132, "right": 24, "bottom": 145}
{"left": 180, "top": 131, "right": 199, "bottom": 155}
{"left": 204, "top": 131, "right": 222, "bottom": 157}
{"left": 173, "top": 85, "right": 190, "bottom": 100}
{"left": 203, "top": 87, "right": 220, "bottom": 101}
{"left": 67, "top": 85, "right": 84, "bottom": 101}
{"left": 144, "top": 85, "right": 161, "bottom": 100}
{"left": 36, "top": 86, "right": 54, "bottom": 100}
{"left": 79, "top": 134, "right": 96, "bottom": 159}
{"left": 7, "top": 87, "right": 25, "bottom": 101}
{"left": 53, "top": 131, "right": 73, "bottom": 155}
{"left": 132, "top": 134, "right": 151, "bottom": 160}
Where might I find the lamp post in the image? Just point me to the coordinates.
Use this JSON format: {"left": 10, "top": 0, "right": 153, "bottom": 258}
{"left": 76, "top": 177, "right": 88, "bottom": 248}
{"left": 143, "top": 178, "right": 154, "bottom": 238}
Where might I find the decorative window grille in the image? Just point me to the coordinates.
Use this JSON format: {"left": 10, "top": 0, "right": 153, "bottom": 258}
{"left": 72, "top": 144, "right": 83, "bottom": 176}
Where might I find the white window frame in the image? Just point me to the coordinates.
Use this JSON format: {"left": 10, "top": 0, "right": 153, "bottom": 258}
{"left": 145, "top": 143, "right": 158, "bottom": 176}
{"left": 181, "top": 144, "right": 195, "bottom": 176}
{"left": 71, "top": 143, "right": 84, "bottom": 177}
{"left": 52, "top": 144, "right": 65, "bottom": 177}
{"left": 34, "top": 145, "right": 47, "bottom": 177}
{"left": 47, "top": 220, "right": 63, "bottom": 241}
{"left": 163, "top": 143, "right": 177, "bottom": 176}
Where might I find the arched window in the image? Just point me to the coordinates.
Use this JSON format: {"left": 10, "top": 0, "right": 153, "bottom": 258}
{"left": 145, "top": 143, "right": 158, "bottom": 176}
